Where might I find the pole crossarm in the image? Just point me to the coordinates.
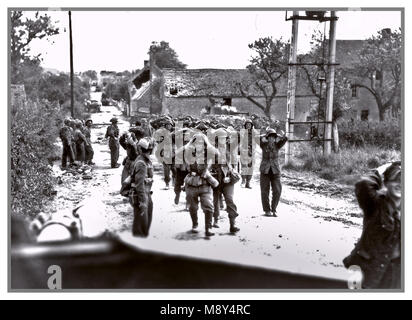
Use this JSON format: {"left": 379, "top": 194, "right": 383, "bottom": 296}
{"left": 288, "top": 63, "right": 340, "bottom": 66}
{"left": 285, "top": 15, "right": 339, "bottom": 22}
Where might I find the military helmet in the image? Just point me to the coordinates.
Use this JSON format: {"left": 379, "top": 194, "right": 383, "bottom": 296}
{"left": 244, "top": 118, "right": 254, "bottom": 128}
{"left": 195, "top": 121, "right": 209, "bottom": 132}
{"left": 138, "top": 137, "right": 154, "bottom": 151}
{"left": 265, "top": 128, "right": 278, "bottom": 138}
{"left": 110, "top": 117, "right": 118, "bottom": 123}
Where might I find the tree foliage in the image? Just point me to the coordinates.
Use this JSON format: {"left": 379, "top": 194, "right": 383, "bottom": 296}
{"left": 11, "top": 100, "right": 62, "bottom": 217}
{"left": 10, "top": 11, "right": 89, "bottom": 217}
{"left": 10, "top": 11, "right": 59, "bottom": 83}
{"left": 104, "top": 80, "right": 131, "bottom": 104}
{"left": 149, "top": 41, "right": 187, "bottom": 69}
{"left": 299, "top": 31, "right": 353, "bottom": 121}
{"left": 82, "top": 70, "right": 98, "bottom": 81}
{"left": 349, "top": 28, "right": 402, "bottom": 121}
{"left": 238, "top": 37, "right": 289, "bottom": 119}
{"left": 38, "top": 72, "right": 90, "bottom": 107}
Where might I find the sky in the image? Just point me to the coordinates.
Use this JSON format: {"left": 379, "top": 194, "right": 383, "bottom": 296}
{"left": 25, "top": 10, "right": 402, "bottom": 73}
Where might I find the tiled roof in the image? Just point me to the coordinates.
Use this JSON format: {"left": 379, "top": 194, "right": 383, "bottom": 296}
{"left": 162, "top": 67, "right": 315, "bottom": 98}
{"left": 162, "top": 68, "right": 263, "bottom": 97}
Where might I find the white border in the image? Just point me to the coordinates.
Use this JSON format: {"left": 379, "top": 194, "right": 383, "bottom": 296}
{"left": 2, "top": 0, "right": 410, "bottom": 300}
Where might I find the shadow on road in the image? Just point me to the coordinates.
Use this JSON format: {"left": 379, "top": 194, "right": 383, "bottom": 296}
{"left": 174, "top": 230, "right": 204, "bottom": 241}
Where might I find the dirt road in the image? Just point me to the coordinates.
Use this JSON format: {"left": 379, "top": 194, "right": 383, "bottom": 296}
{"left": 46, "top": 105, "right": 362, "bottom": 282}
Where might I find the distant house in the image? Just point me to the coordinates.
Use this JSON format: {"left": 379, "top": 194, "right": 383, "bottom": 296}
{"left": 129, "top": 62, "right": 315, "bottom": 121}
{"left": 335, "top": 40, "right": 382, "bottom": 122}
{"left": 128, "top": 39, "right": 392, "bottom": 122}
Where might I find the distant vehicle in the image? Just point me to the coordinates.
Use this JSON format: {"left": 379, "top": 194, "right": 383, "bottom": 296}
{"left": 86, "top": 100, "right": 101, "bottom": 113}
{"left": 101, "top": 97, "right": 118, "bottom": 107}
{"left": 101, "top": 96, "right": 110, "bottom": 106}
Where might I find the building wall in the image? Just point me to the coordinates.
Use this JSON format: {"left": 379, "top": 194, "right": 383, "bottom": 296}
{"left": 130, "top": 87, "right": 151, "bottom": 116}
{"left": 164, "top": 95, "right": 315, "bottom": 121}
{"left": 347, "top": 86, "right": 380, "bottom": 121}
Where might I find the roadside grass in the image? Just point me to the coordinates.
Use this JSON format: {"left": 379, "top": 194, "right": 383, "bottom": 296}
{"left": 282, "top": 143, "right": 401, "bottom": 186}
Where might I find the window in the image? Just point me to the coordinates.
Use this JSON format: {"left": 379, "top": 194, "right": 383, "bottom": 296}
{"left": 361, "top": 110, "right": 369, "bottom": 121}
{"left": 351, "top": 84, "right": 358, "bottom": 98}
{"left": 223, "top": 98, "right": 232, "bottom": 106}
{"left": 306, "top": 116, "right": 313, "bottom": 122}
{"left": 169, "top": 84, "right": 178, "bottom": 95}
{"left": 375, "top": 70, "right": 383, "bottom": 81}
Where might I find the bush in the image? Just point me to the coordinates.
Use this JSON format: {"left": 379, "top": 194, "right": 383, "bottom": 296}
{"left": 284, "top": 143, "right": 401, "bottom": 184}
{"left": 338, "top": 119, "right": 401, "bottom": 150}
{"left": 61, "top": 101, "right": 90, "bottom": 120}
{"left": 11, "top": 100, "right": 63, "bottom": 218}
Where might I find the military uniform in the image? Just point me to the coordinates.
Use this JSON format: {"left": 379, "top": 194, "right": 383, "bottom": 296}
{"left": 240, "top": 123, "right": 255, "bottom": 188}
{"left": 177, "top": 136, "right": 219, "bottom": 236}
{"left": 185, "top": 164, "right": 215, "bottom": 236}
{"left": 211, "top": 164, "right": 240, "bottom": 232}
{"left": 119, "top": 130, "right": 139, "bottom": 188}
{"left": 343, "top": 168, "right": 401, "bottom": 289}
{"left": 59, "top": 122, "right": 75, "bottom": 168}
{"left": 157, "top": 123, "right": 175, "bottom": 188}
{"left": 84, "top": 120, "right": 94, "bottom": 165}
{"left": 105, "top": 119, "right": 120, "bottom": 168}
{"left": 129, "top": 153, "right": 154, "bottom": 237}
{"left": 74, "top": 125, "right": 88, "bottom": 164}
{"left": 259, "top": 130, "right": 288, "bottom": 214}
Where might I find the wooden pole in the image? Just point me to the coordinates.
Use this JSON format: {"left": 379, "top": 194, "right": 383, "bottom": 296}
{"left": 69, "top": 11, "right": 74, "bottom": 118}
{"left": 285, "top": 11, "right": 299, "bottom": 165}
{"left": 324, "top": 11, "right": 337, "bottom": 155}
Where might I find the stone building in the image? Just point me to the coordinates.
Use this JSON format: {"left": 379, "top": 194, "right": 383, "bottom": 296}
{"left": 129, "top": 63, "right": 315, "bottom": 121}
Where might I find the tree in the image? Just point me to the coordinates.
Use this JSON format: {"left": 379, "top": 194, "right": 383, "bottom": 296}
{"left": 350, "top": 28, "right": 402, "bottom": 121}
{"left": 10, "top": 11, "right": 59, "bottom": 83}
{"left": 299, "top": 31, "right": 353, "bottom": 122}
{"left": 82, "top": 70, "right": 98, "bottom": 81}
{"left": 149, "top": 41, "right": 187, "bottom": 69}
{"left": 237, "top": 37, "right": 289, "bottom": 120}
{"left": 38, "top": 72, "right": 90, "bottom": 106}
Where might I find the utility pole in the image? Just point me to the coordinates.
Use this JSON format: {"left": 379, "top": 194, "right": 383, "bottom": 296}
{"left": 324, "top": 11, "right": 337, "bottom": 155}
{"left": 285, "top": 11, "right": 299, "bottom": 165}
{"left": 69, "top": 11, "right": 74, "bottom": 118}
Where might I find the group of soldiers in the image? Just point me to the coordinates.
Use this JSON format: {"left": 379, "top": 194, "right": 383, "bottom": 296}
{"left": 113, "top": 113, "right": 288, "bottom": 238}
{"left": 59, "top": 117, "right": 95, "bottom": 168}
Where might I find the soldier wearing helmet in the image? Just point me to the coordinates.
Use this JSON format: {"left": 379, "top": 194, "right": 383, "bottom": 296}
{"left": 105, "top": 117, "right": 120, "bottom": 168}
{"left": 127, "top": 137, "right": 154, "bottom": 237}
{"left": 59, "top": 118, "right": 75, "bottom": 168}
{"left": 158, "top": 119, "right": 175, "bottom": 189}
{"left": 210, "top": 128, "right": 241, "bottom": 233}
{"left": 84, "top": 119, "right": 95, "bottom": 165}
{"left": 259, "top": 128, "right": 288, "bottom": 217}
{"left": 175, "top": 132, "right": 220, "bottom": 237}
{"left": 73, "top": 119, "right": 88, "bottom": 164}
{"left": 240, "top": 119, "right": 255, "bottom": 189}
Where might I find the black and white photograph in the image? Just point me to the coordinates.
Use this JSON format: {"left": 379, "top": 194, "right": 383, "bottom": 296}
{"left": 8, "top": 7, "right": 403, "bottom": 292}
